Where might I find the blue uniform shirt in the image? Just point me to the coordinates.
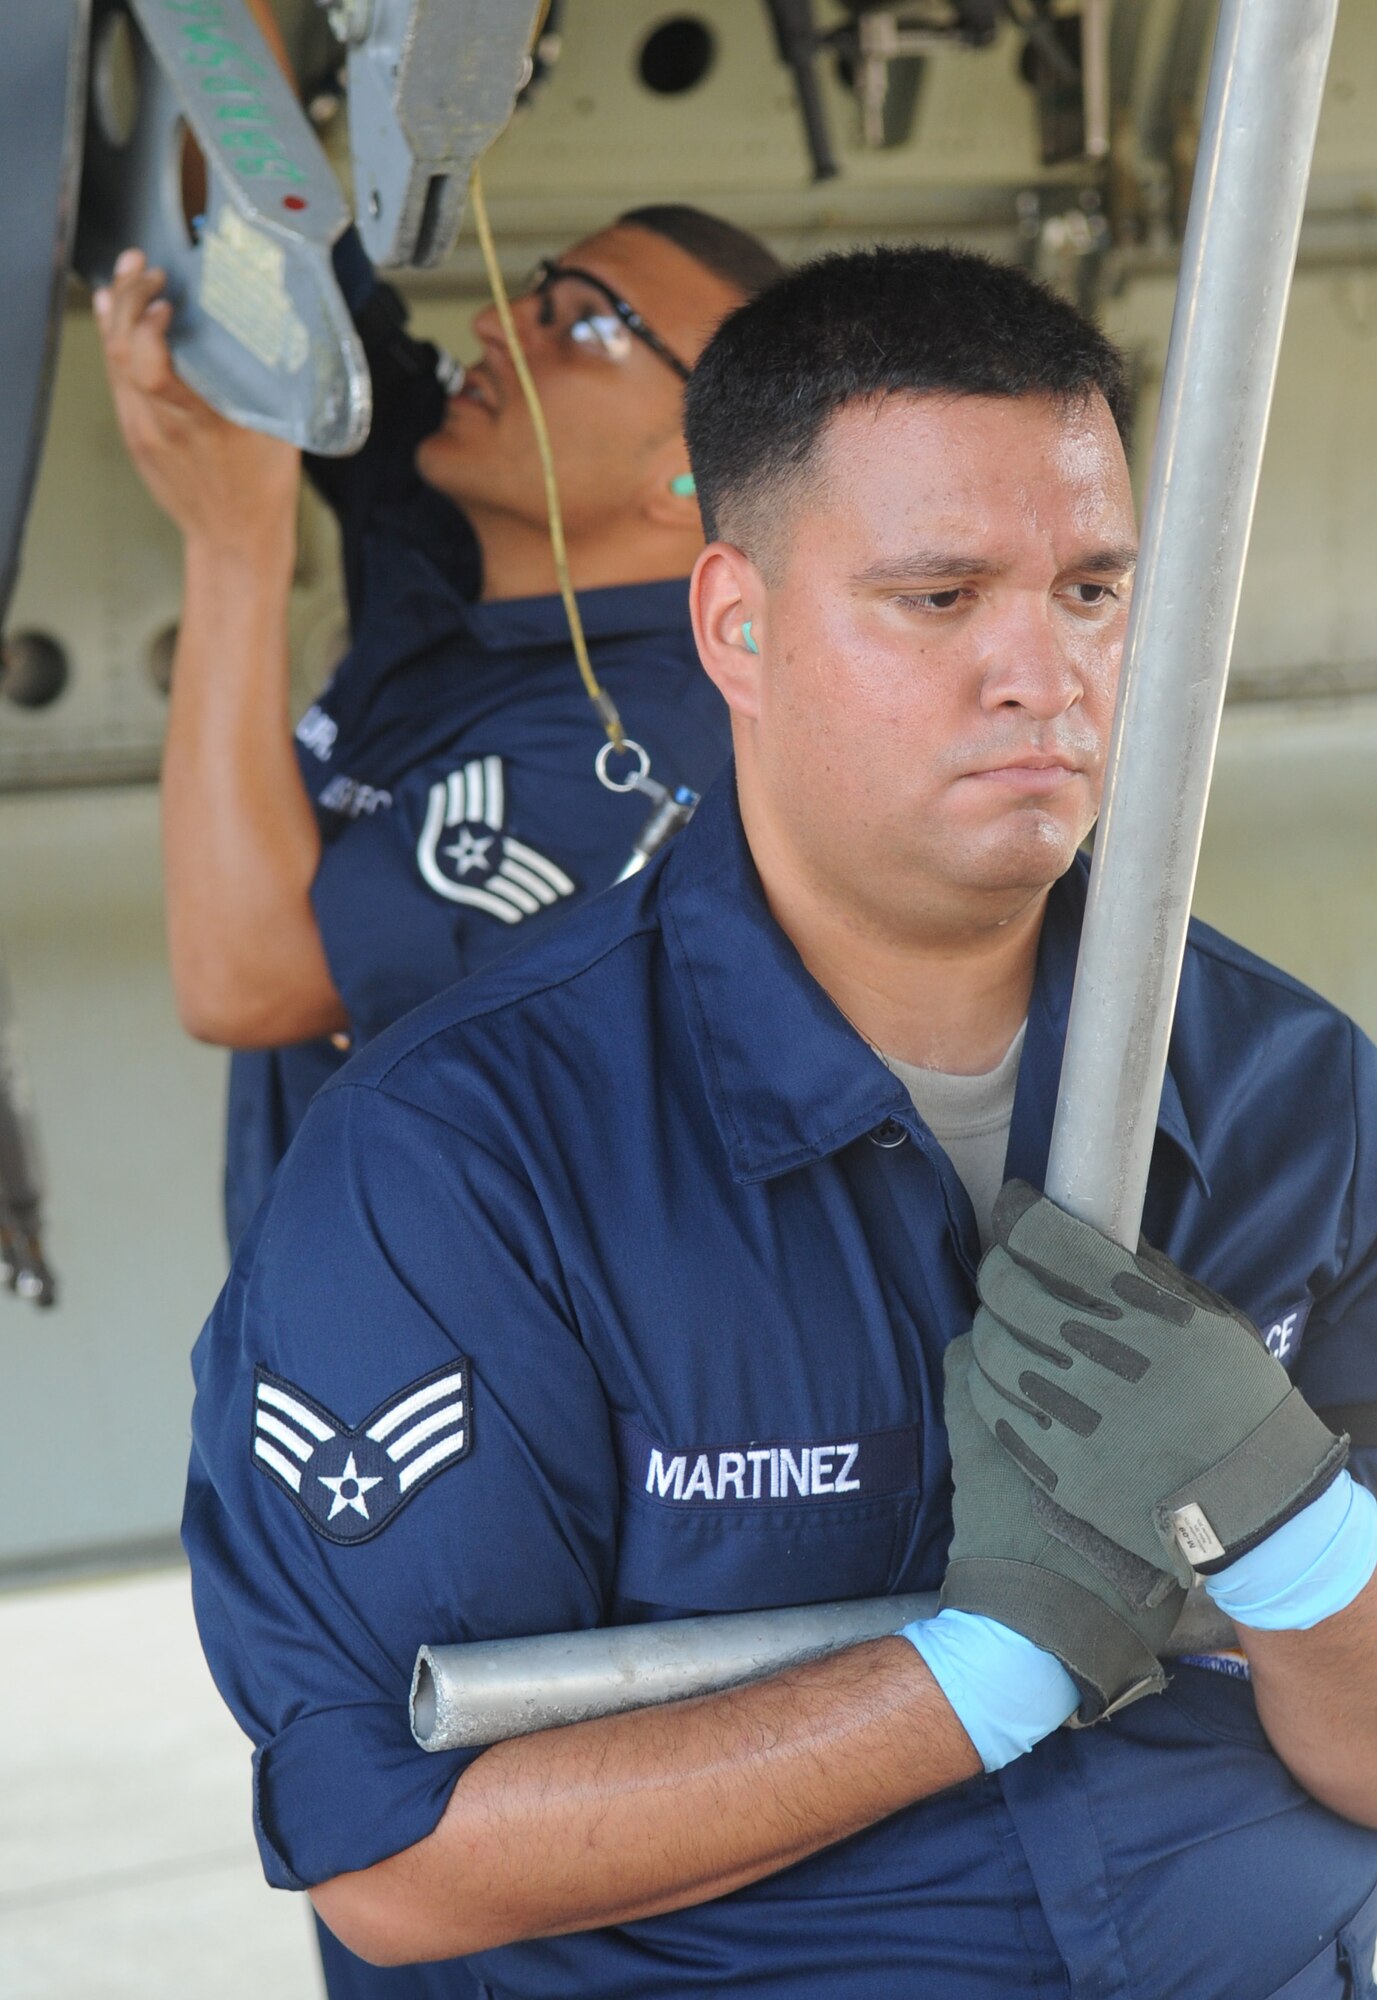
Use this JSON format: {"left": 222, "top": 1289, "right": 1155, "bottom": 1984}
{"left": 188, "top": 775, "right": 1377, "bottom": 2000}
{"left": 223, "top": 237, "right": 730, "bottom": 1246}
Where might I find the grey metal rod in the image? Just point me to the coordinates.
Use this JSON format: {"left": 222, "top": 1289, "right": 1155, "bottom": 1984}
{"left": 412, "top": 1592, "right": 1237, "bottom": 1752}
{"left": 412, "top": 1595, "right": 939, "bottom": 1751}
{"left": 413, "top": 0, "right": 1337, "bottom": 1752}
{"left": 1044, "top": 0, "right": 1341, "bottom": 1247}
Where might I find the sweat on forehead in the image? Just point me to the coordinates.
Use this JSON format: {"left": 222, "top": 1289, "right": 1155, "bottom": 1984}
{"left": 684, "top": 243, "right": 1132, "bottom": 565}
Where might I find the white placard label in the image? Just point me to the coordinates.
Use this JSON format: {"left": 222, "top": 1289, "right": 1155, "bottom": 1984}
{"left": 1170, "top": 1502, "right": 1227, "bottom": 1567}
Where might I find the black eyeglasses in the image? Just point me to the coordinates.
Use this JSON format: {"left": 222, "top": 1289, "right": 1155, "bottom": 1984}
{"left": 526, "top": 259, "right": 692, "bottom": 382}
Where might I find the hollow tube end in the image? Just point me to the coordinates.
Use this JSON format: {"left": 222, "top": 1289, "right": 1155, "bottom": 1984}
{"left": 410, "top": 1648, "right": 440, "bottom": 1749}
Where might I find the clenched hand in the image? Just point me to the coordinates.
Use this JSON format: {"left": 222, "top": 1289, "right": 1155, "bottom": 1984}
{"left": 93, "top": 248, "right": 300, "bottom": 560}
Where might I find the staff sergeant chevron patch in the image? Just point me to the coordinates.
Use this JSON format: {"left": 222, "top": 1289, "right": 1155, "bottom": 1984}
{"left": 252, "top": 1361, "right": 472, "bottom": 1544}
{"left": 415, "top": 756, "right": 577, "bottom": 923}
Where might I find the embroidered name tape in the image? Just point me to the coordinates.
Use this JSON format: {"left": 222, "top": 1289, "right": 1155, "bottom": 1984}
{"left": 252, "top": 1360, "right": 472, "bottom": 1544}
{"left": 318, "top": 773, "right": 392, "bottom": 820}
{"left": 1175, "top": 1651, "right": 1251, "bottom": 1682}
{"left": 616, "top": 1416, "right": 919, "bottom": 1506}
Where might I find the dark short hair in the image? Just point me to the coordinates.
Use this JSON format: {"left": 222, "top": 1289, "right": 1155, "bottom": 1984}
{"left": 617, "top": 204, "right": 786, "bottom": 301}
{"left": 684, "top": 243, "right": 1132, "bottom": 558}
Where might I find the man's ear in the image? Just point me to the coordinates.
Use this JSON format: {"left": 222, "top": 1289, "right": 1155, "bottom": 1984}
{"left": 691, "top": 541, "right": 764, "bottom": 719}
{"left": 639, "top": 435, "right": 704, "bottom": 533}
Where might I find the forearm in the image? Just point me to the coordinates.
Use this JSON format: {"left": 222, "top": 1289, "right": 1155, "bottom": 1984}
{"left": 310, "top": 1636, "right": 980, "bottom": 1966}
{"left": 162, "top": 535, "right": 346, "bottom": 1046}
{"left": 1202, "top": 1472, "right": 1377, "bottom": 1825}
{"left": 1244, "top": 1572, "right": 1377, "bottom": 1826}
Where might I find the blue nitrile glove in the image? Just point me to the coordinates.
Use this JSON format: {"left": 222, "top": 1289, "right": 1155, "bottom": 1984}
{"left": 1204, "top": 1471, "right": 1377, "bottom": 1631}
{"left": 969, "top": 1183, "right": 1348, "bottom": 1589}
{"left": 902, "top": 1336, "right": 1186, "bottom": 1758}
{"left": 901, "top": 1607, "right": 1078, "bottom": 1772}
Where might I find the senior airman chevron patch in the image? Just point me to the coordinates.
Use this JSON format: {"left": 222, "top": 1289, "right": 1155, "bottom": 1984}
{"left": 252, "top": 1360, "right": 472, "bottom": 1544}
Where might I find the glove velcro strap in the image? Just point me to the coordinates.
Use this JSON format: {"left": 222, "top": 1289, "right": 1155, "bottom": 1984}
{"left": 941, "top": 1557, "right": 1168, "bottom": 1725}
{"left": 1156, "top": 1389, "right": 1349, "bottom": 1575}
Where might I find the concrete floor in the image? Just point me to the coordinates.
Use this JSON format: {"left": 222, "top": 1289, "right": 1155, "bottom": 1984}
{"left": 0, "top": 1565, "right": 324, "bottom": 2000}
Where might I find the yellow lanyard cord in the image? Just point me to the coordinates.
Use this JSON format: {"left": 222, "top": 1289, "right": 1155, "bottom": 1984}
{"left": 468, "top": 166, "right": 626, "bottom": 752}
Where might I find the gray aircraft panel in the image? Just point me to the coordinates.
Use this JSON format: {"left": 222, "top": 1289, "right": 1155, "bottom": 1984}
{"left": 0, "top": 3, "right": 88, "bottom": 629}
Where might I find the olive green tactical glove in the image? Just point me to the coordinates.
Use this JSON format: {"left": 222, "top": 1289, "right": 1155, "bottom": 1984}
{"left": 941, "top": 1334, "right": 1186, "bottom": 1722}
{"left": 969, "top": 1182, "right": 1348, "bottom": 1589}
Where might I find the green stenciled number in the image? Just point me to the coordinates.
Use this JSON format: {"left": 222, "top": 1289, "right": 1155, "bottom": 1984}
{"left": 152, "top": 0, "right": 307, "bottom": 182}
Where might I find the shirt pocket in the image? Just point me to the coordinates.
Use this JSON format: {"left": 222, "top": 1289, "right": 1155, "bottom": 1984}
{"left": 1264, "top": 1875, "right": 1377, "bottom": 1998}
{"left": 611, "top": 1417, "right": 921, "bottom": 1615}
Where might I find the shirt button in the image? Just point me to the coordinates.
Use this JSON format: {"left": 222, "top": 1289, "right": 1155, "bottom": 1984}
{"left": 869, "top": 1119, "right": 908, "bottom": 1149}
{"left": 330, "top": 1032, "right": 353, "bottom": 1053}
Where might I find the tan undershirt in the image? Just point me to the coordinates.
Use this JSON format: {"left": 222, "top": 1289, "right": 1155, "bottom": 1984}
{"left": 883, "top": 1024, "right": 1027, "bottom": 1252}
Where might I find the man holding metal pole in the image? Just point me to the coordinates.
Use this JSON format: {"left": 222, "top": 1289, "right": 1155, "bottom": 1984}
{"left": 183, "top": 219, "right": 1377, "bottom": 1993}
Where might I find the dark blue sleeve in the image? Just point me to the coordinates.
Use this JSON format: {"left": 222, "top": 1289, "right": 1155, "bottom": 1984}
{"left": 183, "top": 1078, "right": 620, "bottom": 1889}
{"left": 331, "top": 223, "right": 381, "bottom": 322}
{"left": 1294, "top": 1021, "right": 1377, "bottom": 1494}
{"left": 310, "top": 748, "right": 605, "bottom": 1043}
{"left": 306, "top": 229, "right": 470, "bottom": 622}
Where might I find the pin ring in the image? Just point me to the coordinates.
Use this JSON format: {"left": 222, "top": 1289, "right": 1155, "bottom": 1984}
{"left": 596, "top": 738, "right": 651, "bottom": 794}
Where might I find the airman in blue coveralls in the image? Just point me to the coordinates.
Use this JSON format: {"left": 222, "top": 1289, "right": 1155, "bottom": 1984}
{"left": 96, "top": 196, "right": 781, "bottom": 2000}
{"left": 186, "top": 246, "right": 1377, "bottom": 1998}
{"left": 94, "top": 211, "right": 782, "bottom": 1247}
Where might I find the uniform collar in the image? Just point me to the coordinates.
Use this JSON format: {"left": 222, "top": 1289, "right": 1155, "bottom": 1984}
{"left": 457, "top": 575, "right": 693, "bottom": 654}
{"left": 662, "top": 773, "right": 1209, "bottom": 1198}
{"left": 1001, "top": 857, "right": 1210, "bottom": 1203}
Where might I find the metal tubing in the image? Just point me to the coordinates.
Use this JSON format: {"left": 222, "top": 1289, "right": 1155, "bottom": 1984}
{"left": 1080, "top": 0, "right": 1110, "bottom": 160}
{"left": 1044, "top": 0, "right": 1341, "bottom": 1247}
{"left": 412, "top": 1591, "right": 1237, "bottom": 1752}
{"left": 413, "top": 1594, "right": 939, "bottom": 1752}
{"left": 412, "top": 0, "right": 1336, "bottom": 1752}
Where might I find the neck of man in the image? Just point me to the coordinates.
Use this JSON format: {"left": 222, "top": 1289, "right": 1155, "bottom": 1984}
{"left": 467, "top": 507, "right": 700, "bottom": 604}
{"left": 740, "top": 789, "right": 1050, "bottom": 1076}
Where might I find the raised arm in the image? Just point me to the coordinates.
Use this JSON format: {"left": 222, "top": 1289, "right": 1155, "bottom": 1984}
{"left": 91, "top": 0, "right": 348, "bottom": 1047}
{"left": 94, "top": 256, "right": 347, "bottom": 1048}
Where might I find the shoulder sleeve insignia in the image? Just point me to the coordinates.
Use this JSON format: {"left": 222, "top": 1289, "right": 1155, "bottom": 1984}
{"left": 416, "top": 756, "right": 577, "bottom": 923}
{"left": 251, "top": 1360, "right": 472, "bottom": 1544}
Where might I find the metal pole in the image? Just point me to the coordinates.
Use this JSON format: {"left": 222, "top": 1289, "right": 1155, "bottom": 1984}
{"left": 413, "top": 1594, "right": 940, "bottom": 1751}
{"left": 1080, "top": 0, "right": 1110, "bottom": 161}
{"left": 412, "top": 0, "right": 1339, "bottom": 1752}
{"left": 413, "top": 1591, "right": 1237, "bottom": 1753}
{"left": 1045, "top": 0, "right": 1341, "bottom": 1247}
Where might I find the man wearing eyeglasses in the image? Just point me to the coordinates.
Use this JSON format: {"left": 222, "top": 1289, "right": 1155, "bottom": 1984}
{"left": 95, "top": 206, "right": 782, "bottom": 1248}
